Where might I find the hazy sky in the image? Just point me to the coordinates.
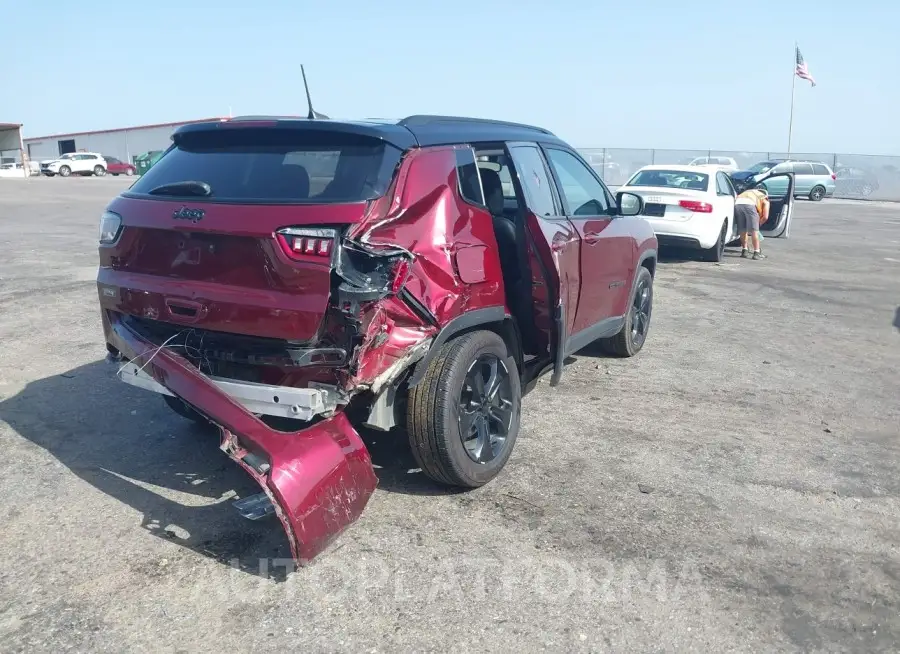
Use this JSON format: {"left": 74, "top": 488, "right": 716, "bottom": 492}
{"left": 3, "top": 1, "right": 898, "bottom": 155}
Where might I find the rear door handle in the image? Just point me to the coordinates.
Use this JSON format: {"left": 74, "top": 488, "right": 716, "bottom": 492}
{"left": 584, "top": 232, "right": 603, "bottom": 244}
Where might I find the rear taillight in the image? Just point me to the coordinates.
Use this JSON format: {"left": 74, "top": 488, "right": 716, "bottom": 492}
{"left": 276, "top": 227, "right": 337, "bottom": 261}
{"left": 831, "top": 173, "right": 836, "bottom": 180}
{"left": 391, "top": 258, "right": 412, "bottom": 294}
{"left": 678, "top": 200, "right": 713, "bottom": 213}
{"left": 99, "top": 210, "right": 123, "bottom": 244}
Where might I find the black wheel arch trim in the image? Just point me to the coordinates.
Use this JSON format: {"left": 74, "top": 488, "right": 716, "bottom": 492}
{"left": 637, "top": 248, "right": 658, "bottom": 277}
{"left": 407, "top": 306, "right": 509, "bottom": 388}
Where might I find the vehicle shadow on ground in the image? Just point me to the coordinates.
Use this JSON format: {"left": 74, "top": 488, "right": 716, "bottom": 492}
{"left": 359, "top": 428, "right": 466, "bottom": 498}
{"left": 658, "top": 246, "right": 746, "bottom": 264}
{"left": 894, "top": 306, "right": 900, "bottom": 331}
{"left": 0, "top": 359, "right": 462, "bottom": 577}
{"left": 0, "top": 360, "right": 294, "bottom": 579}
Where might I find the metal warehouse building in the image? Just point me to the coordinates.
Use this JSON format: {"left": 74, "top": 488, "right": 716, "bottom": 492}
{"left": 23, "top": 118, "right": 226, "bottom": 165}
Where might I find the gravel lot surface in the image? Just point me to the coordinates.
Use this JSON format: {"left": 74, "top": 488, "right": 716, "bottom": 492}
{"left": 1, "top": 177, "right": 898, "bottom": 652}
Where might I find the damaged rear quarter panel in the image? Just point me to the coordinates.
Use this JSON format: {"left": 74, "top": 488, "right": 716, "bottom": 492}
{"left": 351, "top": 146, "right": 507, "bottom": 322}
{"left": 340, "top": 147, "right": 510, "bottom": 392}
{"left": 346, "top": 295, "right": 434, "bottom": 392}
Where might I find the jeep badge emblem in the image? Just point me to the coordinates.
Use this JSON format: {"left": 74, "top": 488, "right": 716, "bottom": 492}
{"left": 173, "top": 206, "right": 205, "bottom": 223}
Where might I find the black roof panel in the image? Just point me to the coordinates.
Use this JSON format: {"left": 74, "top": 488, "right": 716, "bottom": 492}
{"left": 174, "top": 115, "right": 565, "bottom": 149}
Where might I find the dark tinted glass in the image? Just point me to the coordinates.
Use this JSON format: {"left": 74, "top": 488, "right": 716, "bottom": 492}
{"left": 812, "top": 164, "right": 830, "bottom": 175}
{"left": 456, "top": 148, "right": 485, "bottom": 205}
{"left": 791, "top": 163, "right": 814, "bottom": 174}
{"left": 129, "top": 128, "right": 403, "bottom": 203}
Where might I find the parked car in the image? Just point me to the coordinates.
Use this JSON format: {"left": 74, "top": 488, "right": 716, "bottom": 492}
{"left": 686, "top": 156, "right": 739, "bottom": 172}
{"left": 40, "top": 152, "right": 107, "bottom": 177}
{"left": 619, "top": 164, "right": 797, "bottom": 260}
{"left": 0, "top": 162, "right": 38, "bottom": 177}
{"left": 102, "top": 155, "right": 136, "bottom": 177}
{"left": 834, "top": 166, "right": 879, "bottom": 197}
{"left": 97, "top": 115, "right": 658, "bottom": 564}
{"left": 730, "top": 159, "right": 835, "bottom": 201}
{"left": 619, "top": 165, "right": 739, "bottom": 261}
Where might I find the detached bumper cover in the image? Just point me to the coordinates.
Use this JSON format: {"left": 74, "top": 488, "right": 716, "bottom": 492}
{"left": 107, "top": 313, "right": 378, "bottom": 564}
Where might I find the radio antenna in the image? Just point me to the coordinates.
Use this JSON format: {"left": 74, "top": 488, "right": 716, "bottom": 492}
{"left": 302, "top": 65, "right": 329, "bottom": 120}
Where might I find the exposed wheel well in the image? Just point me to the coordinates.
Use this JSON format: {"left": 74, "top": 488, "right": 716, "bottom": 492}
{"left": 641, "top": 256, "right": 657, "bottom": 279}
{"left": 361, "top": 317, "right": 523, "bottom": 432}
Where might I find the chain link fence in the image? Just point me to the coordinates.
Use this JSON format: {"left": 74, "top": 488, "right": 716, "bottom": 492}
{"left": 577, "top": 148, "right": 900, "bottom": 201}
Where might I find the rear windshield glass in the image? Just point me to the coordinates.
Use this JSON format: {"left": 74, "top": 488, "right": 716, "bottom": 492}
{"left": 627, "top": 170, "right": 709, "bottom": 190}
{"left": 128, "top": 127, "right": 403, "bottom": 204}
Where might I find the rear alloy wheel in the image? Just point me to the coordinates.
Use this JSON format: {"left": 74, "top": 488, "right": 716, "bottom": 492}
{"left": 600, "top": 266, "right": 653, "bottom": 357}
{"left": 93, "top": 165, "right": 106, "bottom": 177}
{"left": 407, "top": 330, "right": 521, "bottom": 488}
{"left": 702, "top": 220, "right": 728, "bottom": 262}
{"left": 809, "top": 185, "right": 825, "bottom": 201}
{"left": 125, "top": 168, "right": 134, "bottom": 176}
{"left": 861, "top": 183, "right": 874, "bottom": 197}
{"left": 58, "top": 165, "right": 71, "bottom": 177}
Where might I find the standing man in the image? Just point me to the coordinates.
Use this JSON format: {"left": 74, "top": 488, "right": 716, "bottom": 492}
{"left": 735, "top": 184, "right": 770, "bottom": 260}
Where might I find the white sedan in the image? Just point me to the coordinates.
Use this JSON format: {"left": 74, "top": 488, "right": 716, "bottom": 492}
{"left": 620, "top": 164, "right": 798, "bottom": 261}
{"left": 687, "top": 156, "right": 739, "bottom": 172}
{"left": 618, "top": 164, "right": 740, "bottom": 262}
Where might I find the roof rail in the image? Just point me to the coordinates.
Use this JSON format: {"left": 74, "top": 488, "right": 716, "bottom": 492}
{"left": 399, "top": 115, "right": 554, "bottom": 136}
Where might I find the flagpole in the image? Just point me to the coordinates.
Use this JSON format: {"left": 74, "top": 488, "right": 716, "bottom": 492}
{"left": 787, "top": 41, "right": 796, "bottom": 155}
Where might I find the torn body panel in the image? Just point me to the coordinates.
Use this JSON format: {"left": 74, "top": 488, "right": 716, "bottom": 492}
{"left": 105, "top": 310, "right": 378, "bottom": 564}
{"left": 349, "top": 146, "right": 507, "bottom": 323}
{"left": 328, "top": 146, "right": 509, "bottom": 395}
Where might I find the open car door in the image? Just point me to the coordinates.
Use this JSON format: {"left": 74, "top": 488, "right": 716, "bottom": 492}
{"left": 755, "top": 172, "right": 796, "bottom": 238}
{"left": 506, "top": 144, "right": 579, "bottom": 387}
{"left": 524, "top": 212, "right": 579, "bottom": 386}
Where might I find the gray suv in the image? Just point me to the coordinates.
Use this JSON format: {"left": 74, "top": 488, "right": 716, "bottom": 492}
{"left": 732, "top": 159, "right": 836, "bottom": 201}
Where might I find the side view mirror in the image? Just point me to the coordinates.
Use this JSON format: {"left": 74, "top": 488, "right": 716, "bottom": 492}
{"left": 616, "top": 191, "right": 643, "bottom": 217}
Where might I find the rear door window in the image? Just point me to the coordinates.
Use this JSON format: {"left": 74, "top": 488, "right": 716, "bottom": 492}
{"left": 812, "top": 163, "right": 830, "bottom": 175}
{"left": 129, "top": 128, "right": 403, "bottom": 204}
{"left": 507, "top": 145, "right": 558, "bottom": 218}
{"left": 715, "top": 172, "right": 733, "bottom": 195}
{"left": 791, "top": 162, "right": 814, "bottom": 175}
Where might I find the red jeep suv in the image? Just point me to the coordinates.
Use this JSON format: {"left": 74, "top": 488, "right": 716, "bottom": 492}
{"left": 97, "top": 115, "right": 657, "bottom": 564}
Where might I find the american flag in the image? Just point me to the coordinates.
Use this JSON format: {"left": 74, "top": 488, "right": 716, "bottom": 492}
{"left": 795, "top": 47, "right": 816, "bottom": 87}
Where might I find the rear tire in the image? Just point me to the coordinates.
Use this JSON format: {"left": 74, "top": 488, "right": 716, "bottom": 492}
{"left": 163, "top": 394, "right": 208, "bottom": 424}
{"left": 701, "top": 220, "right": 728, "bottom": 262}
{"left": 809, "top": 185, "right": 825, "bottom": 201}
{"left": 407, "top": 330, "right": 521, "bottom": 488}
{"left": 600, "top": 266, "right": 653, "bottom": 357}
{"left": 125, "top": 168, "right": 134, "bottom": 176}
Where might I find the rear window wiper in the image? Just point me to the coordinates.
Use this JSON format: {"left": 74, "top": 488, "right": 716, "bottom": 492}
{"left": 147, "top": 181, "right": 212, "bottom": 197}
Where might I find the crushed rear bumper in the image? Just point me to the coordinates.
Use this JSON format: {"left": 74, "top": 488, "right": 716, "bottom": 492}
{"left": 105, "top": 312, "right": 378, "bottom": 565}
